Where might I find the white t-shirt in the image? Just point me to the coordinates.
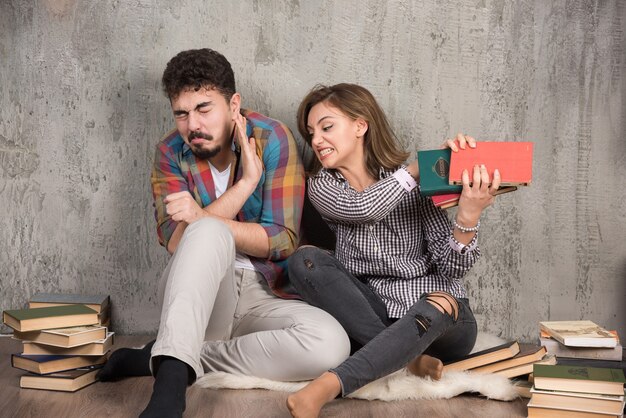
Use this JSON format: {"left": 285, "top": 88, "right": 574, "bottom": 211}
{"left": 209, "top": 162, "right": 256, "bottom": 271}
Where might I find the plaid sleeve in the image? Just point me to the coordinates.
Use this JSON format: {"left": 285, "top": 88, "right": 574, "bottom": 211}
{"left": 150, "top": 140, "right": 187, "bottom": 248}
{"left": 257, "top": 124, "right": 305, "bottom": 260}
{"left": 307, "top": 169, "right": 408, "bottom": 224}
{"left": 419, "top": 194, "right": 480, "bottom": 279}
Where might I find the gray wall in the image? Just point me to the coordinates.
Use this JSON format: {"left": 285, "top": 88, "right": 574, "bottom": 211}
{"left": 1, "top": 0, "right": 625, "bottom": 342}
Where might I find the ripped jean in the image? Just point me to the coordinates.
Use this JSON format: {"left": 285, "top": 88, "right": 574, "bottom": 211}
{"left": 288, "top": 246, "right": 477, "bottom": 396}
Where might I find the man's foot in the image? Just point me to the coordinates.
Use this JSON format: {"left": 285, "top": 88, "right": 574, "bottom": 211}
{"left": 139, "top": 357, "right": 189, "bottom": 418}
{"left": 407, "top": 354, "right": 444, "bottom": 380}
{"left": 286, "top": 371, "right": 341, "bottom": 418}
{"left": 96, "top": 340, "right": 155, "bottom": 381}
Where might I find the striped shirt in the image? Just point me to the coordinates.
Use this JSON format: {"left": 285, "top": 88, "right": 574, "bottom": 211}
{"left": 307, "top": 167, "right": 480, "bottom": 318}
{"left": 150, "top": 109, "right": 305, "bottom": 295}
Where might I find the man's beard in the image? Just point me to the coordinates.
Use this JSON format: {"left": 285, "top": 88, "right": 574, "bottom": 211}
{"left": 188, "top": 131, "right": 221, "bottom": 159}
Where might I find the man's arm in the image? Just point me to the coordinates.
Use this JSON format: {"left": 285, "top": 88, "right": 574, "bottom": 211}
{"left": 160, "top": 113, "right": 304, "bottom": 259}
{"left": 162, "top": 113, "right": 265, "bottom": 254}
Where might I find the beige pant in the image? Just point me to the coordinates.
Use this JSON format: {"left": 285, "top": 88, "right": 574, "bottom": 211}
{"left": 151, "top": 218, "right": 350, "bottom": 381}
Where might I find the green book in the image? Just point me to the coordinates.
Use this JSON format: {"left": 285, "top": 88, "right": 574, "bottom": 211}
{"left": 533, "top": 364, "right": 626, "bottom": 396}
{"left": 417, "top": 149, "right": 463, "bottom": 196}
{"left": 29, "top": 293, "right": 110, "bottom": 314}
{"left": 3, "top": 305, "right": 99, "bottom": 332}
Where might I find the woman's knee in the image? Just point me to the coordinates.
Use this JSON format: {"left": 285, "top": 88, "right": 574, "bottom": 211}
{"left": 424, "top": 291, "right": 459, "bottom": 321}
{"left": 288, "top": 246, "right": 329, "bottom": 284}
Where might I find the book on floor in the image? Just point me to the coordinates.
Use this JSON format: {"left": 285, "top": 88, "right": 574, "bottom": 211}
{"left": 3, "top": 305, "right": 100, "bottom": 332}
{"left": 540, "top": 332, "right": 623, "bottom": 361}
{"left": 533, "top": 363, "right": 626, "bottom": 396}
{"left": 448, "top": 141, "right": 533, "bottom": 186}
{"left": 493, "top": 354, "right": 556, "bottom": 379}
{"left": 529, "top": 387, "right": 625, "bottom": 416}
{"left": 19, "top": 367, "right": 100, "bottom": 392}
{"left": 13, "top": 325, "right": 107, "bottom": 348}
{"left": 29, "top": 293, "right": 110, "bottom": 314}
{"left": 417, "top": 149, "right": 463, "bottom": 197}
{"left": 442, "top": 340, "right": 520, "bottom": 372}
{"left": 22, "top": 332, "right": 114, "bottom": 356}
{"left": 430, "top": 186, "right": 518, "bottom": 209}
{"left": 29, "top": 293, "right": 111, "bottom": 326}
{"left": 526, "top": 400, "right": 624, "bottom": 418}
{"left": 539, "top": 320, "right": 618, "bottom": 348}
{"left": 11, "top": 353, "right": 107, "bottom": 375}
{"left": 470, "top": 344, "right": 548, "bottom": 375}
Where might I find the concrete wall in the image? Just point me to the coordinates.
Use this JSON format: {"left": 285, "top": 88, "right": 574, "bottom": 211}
{"left": 1, "top": 0, "right": 624, "bottom": 341}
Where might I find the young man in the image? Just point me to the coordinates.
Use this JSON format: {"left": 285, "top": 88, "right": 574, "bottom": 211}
{"left": 97, "top": 48, "right": 350, "bottom": 418}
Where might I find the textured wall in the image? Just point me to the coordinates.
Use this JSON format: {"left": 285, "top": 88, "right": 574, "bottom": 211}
{"left": 1, "top": 0, "right": 624, "bottom": 341}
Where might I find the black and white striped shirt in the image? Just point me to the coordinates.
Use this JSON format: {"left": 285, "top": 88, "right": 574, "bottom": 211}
{"left": 307, "top": 166, "right": 480, "bottom": 318}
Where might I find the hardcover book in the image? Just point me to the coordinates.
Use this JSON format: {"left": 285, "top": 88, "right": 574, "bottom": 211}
{"left": 20, "top": 368, "right": 100, "bottom": 392}
{"left": 22, "top": 332, "right": 114, "bottom": 356}
{"left": 430, "top": 186, "right": 518, "bottom": 209}
{"left": 470, "top": 344, "right": 549, "bottom": 375}
{"left": 417, "top": 149, "right": 463, "bottom": 196}
{"left": 29, "top": 293, "right": 110, "bottom": 314}
{"left": 526, "top": 401, "right": 624, "bottom": 418}
{"left": 533, "top": 364, "right": 626, "bottom": 396}
{"left": 13, "top": 325, "right": 107, "bottom": 348}
{"left": 493, "top": 354, "right": 556, "bottom": 379}
{"left": 540, "top": 320, "right": 618, "bottom": 348}
{"left": 3, "top": 305, "right": 100, "bottom": 332}
{"left": 448, "top": 141, "right": 533, "bottom": 186}
{"left": 529, "top": 387, "right": 625, "bottom": 416}
{"left": 442, "top": 341, "right": 520, "bottom": 372}
{"left": 11, "top": 353, "right": 107, "bottom": 375}
{"left": 540, "top": 335, "right": 623, "bottom": 361}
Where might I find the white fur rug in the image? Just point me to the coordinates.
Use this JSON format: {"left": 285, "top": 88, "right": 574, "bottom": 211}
{"left": 195, "top": 333, "right": 519, "bottom": 401}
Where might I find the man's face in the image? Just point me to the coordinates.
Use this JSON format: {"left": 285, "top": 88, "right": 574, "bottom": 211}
{"left": 171, "top": 88, "right": 238, "bottom": 160}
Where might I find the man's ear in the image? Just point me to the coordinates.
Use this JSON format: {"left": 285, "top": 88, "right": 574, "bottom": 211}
{"left": 230, "top": 92, "right": 241, "bottom": 114}
{"left": 356, "top": 118, "right": 369, "bottom": 138}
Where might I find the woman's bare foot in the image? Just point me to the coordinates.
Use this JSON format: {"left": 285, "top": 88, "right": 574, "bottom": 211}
{"left": 407, "top": 354, "right": 444, "bottom": 380}
{"left": 286, "top": 372, "right": 341, "bottom": 418}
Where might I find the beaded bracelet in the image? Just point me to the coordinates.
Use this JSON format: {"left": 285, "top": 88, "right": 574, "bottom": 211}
{"left": 453, "top": 219, "right": 480, "bottom": 233}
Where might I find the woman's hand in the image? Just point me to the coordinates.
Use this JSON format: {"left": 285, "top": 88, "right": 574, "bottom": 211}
{"left": 441, "top": 133, "right": 477, "bottom": 151}
{"left": 456, "top": 164, "right": 501, "bottom": 228}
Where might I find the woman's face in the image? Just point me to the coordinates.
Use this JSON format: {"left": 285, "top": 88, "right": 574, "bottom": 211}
{"left": 306, "top": 101, "right": 367, "bottom": 170}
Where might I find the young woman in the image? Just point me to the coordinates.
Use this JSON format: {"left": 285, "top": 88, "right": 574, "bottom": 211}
{"left": 286, "top": 83, "right": 501, "bottom": 418}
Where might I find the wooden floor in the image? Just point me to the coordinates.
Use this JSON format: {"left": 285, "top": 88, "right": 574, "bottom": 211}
{"left": 0, "top": 335, "right": 530, "bottom": 417}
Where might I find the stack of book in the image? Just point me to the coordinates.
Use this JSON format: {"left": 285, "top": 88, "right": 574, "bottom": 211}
{"left": 442, "top": 340, "right": 556, "bottom": 380}
{"left": 539, "top": 320, "right": 623, "bottom": 362}
{"left": 2, "top": 293, "right": 112, "bottom": 392}
{"left": 417, "top": 141, "right": 534, "bottom": 208}
{"left": 527, "top": 364, "right": 626, "bottom": 417}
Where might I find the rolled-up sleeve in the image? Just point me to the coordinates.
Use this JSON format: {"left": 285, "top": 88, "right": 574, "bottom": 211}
{"left": 150, "top": 142, "right": 187, "bottom": 249}
{"left": 256, "top": 124, "right": 305, "bottom": 260}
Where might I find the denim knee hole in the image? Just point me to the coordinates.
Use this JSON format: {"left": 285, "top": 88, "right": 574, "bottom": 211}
{"left": 414, "top": 314, "right": 432, "bottom": 337}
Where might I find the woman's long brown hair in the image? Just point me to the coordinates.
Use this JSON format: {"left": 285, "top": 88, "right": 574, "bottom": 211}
{"left": 297, "top": 83, "right": 410, "bottom": 179}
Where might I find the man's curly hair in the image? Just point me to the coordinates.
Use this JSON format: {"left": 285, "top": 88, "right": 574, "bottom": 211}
{"left": 162, "top": 48, "right": 236, "bottom": 101}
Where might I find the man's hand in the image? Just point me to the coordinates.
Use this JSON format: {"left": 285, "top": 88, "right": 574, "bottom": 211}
{"left": 234, "top": 113, "right": 263, "bottom": 193}
{"left": 164, "top": 191, "right": 207, "bottom": 224}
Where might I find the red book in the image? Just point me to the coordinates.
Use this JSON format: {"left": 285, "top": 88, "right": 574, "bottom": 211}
{"left": 448, "top": 142, "right": 533, "bottom": 186}
{"left": 430, "top": 186, "right": 518, "bottom": 209}
{"left": 431, "top": 193, "right": 461, "bottom": 209}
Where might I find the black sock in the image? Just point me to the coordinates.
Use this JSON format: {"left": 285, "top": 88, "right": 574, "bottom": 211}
{"left": 96, "top": 339, "right": 155, "bottom": 381}
{"left": 139, "top": 357, "right": 189, "bottom": 418}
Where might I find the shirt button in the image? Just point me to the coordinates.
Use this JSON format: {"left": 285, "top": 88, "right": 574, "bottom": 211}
{"left": 369, "top": 225, "right": 373, "bottom": 230}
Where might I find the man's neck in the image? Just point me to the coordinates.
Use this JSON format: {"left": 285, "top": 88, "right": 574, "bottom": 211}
{"left": 208, "top": 147, "right": 235, "bottom": 172}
